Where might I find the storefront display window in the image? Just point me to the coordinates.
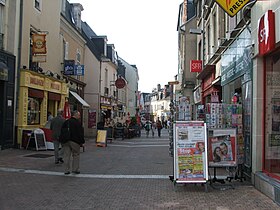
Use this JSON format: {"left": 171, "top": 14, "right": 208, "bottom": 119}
{"left": 265, "top": 49, "right": 280, "bottom": 177}
{"left": 28, "top": 97, "right": 41, "bottom": 125}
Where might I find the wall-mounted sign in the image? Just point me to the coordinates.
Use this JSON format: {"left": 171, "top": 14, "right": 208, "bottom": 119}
{"left": 258, "top": 10, "right": 275, "bottom": 56}
{"left": 74, "top": 65, "right": 84, "bottom": 76}
{"left": 190, "top": 60, "right": 202, "bottom": 73}
{"left": 32, "top": 34, "right": 47, "bottom": 54}
{"left": 64, "top": 60, "right": 75, "bottom": 75}
{"left": 215, "top": 0, "right": 250, "bottom": 17}
{"left": 115, "top": 77, "right": 126, "bottom": 89}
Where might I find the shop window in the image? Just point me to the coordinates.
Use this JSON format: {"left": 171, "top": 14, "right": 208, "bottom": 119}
{"left": 28, "top": 97, "right": 41, "bottom": 125}
{"left": 264, "top": 49, "right": 280, "bottom": 177}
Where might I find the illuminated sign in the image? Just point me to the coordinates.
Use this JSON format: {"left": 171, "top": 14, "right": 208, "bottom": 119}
{"left": 214, "top": 0, "right": 250, "bottom": 17}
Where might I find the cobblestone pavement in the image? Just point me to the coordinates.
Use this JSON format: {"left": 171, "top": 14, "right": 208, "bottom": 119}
{"left": 0, "top": 129, "right": 279, "bottom": 210}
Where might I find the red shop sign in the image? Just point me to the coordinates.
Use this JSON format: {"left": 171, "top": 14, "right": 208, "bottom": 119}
{"left": 190, "top": 60, "right": 202, "bottom": 72}
{"left": 115, "top": 77, "right": 126, "bottom": 89}
{"left": 258, "top": 10, "right": 275, "bottom": 56}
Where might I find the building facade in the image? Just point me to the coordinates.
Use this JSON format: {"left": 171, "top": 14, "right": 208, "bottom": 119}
{"left": 0, "top": 0, "right": 20, "bottom": 149}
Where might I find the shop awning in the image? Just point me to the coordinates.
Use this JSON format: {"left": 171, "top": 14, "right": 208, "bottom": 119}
{"left": 69, "top": 91, "right": 90, "bottom": 108}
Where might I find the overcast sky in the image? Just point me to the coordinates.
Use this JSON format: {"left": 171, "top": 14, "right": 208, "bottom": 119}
{"left": 69, "top": 0, "right": 183, "bottom": 93}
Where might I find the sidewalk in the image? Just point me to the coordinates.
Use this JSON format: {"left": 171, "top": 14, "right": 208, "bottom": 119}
{"left": 0, "top": 129, "right": 279, "bottom": 209}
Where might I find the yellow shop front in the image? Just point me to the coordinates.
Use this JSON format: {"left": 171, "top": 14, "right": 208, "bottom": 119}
{"left": 17, "top": 69, "right": 68, "bottom": 148}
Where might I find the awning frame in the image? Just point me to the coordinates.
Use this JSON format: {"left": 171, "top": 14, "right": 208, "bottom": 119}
{"left": 69, "top": 91, "right": 90, "bottom": 108}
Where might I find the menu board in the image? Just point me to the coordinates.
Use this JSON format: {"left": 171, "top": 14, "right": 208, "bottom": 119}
{"left": 174, "top": 121, "right": 208, "bottom": 183}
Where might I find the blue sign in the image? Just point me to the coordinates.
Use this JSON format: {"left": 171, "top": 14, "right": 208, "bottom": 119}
{"left": 64, "top": 60, "right": 75, "bottom": 75}
{"left": 74, "top": 65, "right": 84, "bottom": 76}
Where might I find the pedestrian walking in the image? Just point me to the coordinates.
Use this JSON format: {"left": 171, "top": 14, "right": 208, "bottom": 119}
{"left": 156, "top": 117, "right": 163, "bottom": 137}
{"left": 144, "top": 120, "right": 152, "bottom": 138}
{"left": 61, "top": 110, "right": 85, "bottom": 175}
{"left": 50, "top": 109, "right": 65, "bottom": 164}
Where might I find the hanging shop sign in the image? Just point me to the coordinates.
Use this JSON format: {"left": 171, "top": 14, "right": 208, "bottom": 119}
{"left": 63, "top": 60, "right": 75, "bottom": 75}
{"left": 214, "top": 0, "right": 250, "bottom": 17}
{"left": 74, "top": 65, "right": 84, "bottom": 76}
{"left": 190, "top": 60, "right": 202, "bottom": 73}
{"left": 32, "top": 34, "right": 47, "bottom": 54}
{"left": 115, "top": 77, "right": 126, "bottom": 89}
{"left": 258, "top": 10, "right": 275, "bottom": 56}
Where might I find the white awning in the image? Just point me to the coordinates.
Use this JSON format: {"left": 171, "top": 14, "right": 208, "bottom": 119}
{"left": 70, "top": 91, "right": 90, "bottom": 108}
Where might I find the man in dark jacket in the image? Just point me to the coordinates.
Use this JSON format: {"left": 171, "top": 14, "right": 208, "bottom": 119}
{"left": 50, "top": 109, "right": 65, "bottom": 164}
{"left": 62, "top": 110, "right": 85, "bottom": 175}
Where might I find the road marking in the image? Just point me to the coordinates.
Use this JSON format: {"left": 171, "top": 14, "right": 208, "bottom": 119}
{"left": 0, "top": 167, "right": 169, "bottom": 179}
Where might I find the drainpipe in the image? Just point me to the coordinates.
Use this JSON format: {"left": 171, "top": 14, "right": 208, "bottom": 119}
{"left": 13, "top": 0, "right": 23, "bottom": 148}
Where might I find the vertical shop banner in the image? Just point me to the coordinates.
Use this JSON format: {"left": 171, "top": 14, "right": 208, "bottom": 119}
{"left": 208, "top": 128, "right": 237, "bottom": 167}
{"left": 174, "top": 121, "right": 208, "bottom": 183}
{"left": 88, "top": 109, "right": 96, "bottom": 128}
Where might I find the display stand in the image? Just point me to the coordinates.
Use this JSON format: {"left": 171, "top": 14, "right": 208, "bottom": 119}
{"left": 171, "top": 121, "right": 208, "bottom": 192}
{"left": 26, "top": 128, "right": 47, "bottom": 151}
{"left": 208, "top": 128, "right": 237, "bottom": 190}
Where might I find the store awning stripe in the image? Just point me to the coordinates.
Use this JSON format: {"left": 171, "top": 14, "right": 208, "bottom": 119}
{"left": 69, "top": 91, "right": 90, "bottom": 108}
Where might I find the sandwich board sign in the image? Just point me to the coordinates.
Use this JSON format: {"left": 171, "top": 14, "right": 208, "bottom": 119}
{"left": 173, "top": 121, "right": 208, "bottom": 186}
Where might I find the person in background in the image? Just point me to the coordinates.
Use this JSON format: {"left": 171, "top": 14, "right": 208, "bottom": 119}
{"left": 45, "top": 111, "right": 54, "bottom": 129}
{"left": 47, "top": 111, "right": 53, "bottom": 121}
{"left": 144, "top": 120, "right": 152, "bottom": 138}
{"left": 156, "top": 117, "right": 163, "bottom": 137}
{"left": 62, "top": 110, "right": 85, "bottom": 175}
{"left": 50, "top": 109, "right": 65, "bottom": 164}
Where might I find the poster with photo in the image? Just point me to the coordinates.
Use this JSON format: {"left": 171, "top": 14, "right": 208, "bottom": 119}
{"left": 208, "top": 128, "right": 237, "bottom": 167}
{"left": 174, "top": 121, "right": 208, "bottom": 183}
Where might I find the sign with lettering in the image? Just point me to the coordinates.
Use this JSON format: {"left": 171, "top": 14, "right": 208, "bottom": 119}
{"left": 74, "top": 65, "right": 84, "bottom": 76}
{"left": 258, "top": 10, "right": 275, "bottom": 56}
{"left": 173, "top": 121, "right": 208, "bottom": 183}
{"left": 215, "top": 0, "right": 250, "bottom": 17}
{"left": 190, "top": 60, "right": 202, "bottom": 72}
{"left": 64, "top": 60, "right": 75, "bottom": 75}
{"left": 221, "top": 29, "right": 252, "bottom": 86}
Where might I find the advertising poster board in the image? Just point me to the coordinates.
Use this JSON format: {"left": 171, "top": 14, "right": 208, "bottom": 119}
{"left": 208, "top": 128, "right": 237, "bottom": 167}
{"left": 174, "top": 121, "right": 208, "bottom": 183}
{"left": 96, "top": 130, "right": 107, "bottom": 147}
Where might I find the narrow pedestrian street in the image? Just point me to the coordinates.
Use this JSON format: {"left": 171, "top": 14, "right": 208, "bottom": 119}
{"left": 0, "top": 129, "right": 279, "bottom": 210}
